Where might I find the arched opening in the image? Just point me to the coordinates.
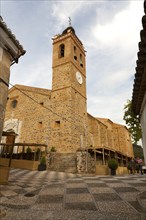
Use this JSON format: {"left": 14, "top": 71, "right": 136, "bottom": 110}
{"left": 74, "top": 46, "right": 77, "bottom": 60}
{"left": 80, "top": 54, "right": 83, "bottom": 67}
{"left": 59, "top": 44, "right": 65, "bottom": 58}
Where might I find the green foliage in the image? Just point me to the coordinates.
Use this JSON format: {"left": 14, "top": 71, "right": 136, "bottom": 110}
{"left": 50, "top": 146, "right": 56, "bottom": 152}
{"left": 26, "top": 147, "right": 32, "bottom": 160}
{"left": 127, "top": 162, "right": 131, "bottom": 170}
{"left": 108, "top": 158, "right": 118, "bottom": 170}
{"left": 133, "top": 144, "right": 144, "bottom": 159}
{"left": 26, "top": 147, "right": 32, "bottom": 153}
{"left": 123, "top": 100, "right": 142, "bottom": 144}
{"left": 40, "top": 156, "right": 46, "bottom": 165}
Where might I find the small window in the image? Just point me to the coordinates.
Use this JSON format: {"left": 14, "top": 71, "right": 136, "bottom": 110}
{"left": 11, "top": 100, "right": 18, "bottom": 108}
{"left": 40, "top": 102, "right": 44, "bottom": 106}
{"left": 59, "top": 44, "right": 65, "bottom": 58}
{"left": 55, "top": 120, "right": 60, "bottom": 128}
{"left": 38, "top": 121, "right": 43, "bottom": 128}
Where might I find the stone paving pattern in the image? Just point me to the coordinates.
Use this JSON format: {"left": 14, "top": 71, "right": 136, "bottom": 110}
{"left": 0, "top": 169, "right": 146, "bottom": 220}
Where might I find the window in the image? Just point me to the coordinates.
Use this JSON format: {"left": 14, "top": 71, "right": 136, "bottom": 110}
{"left": 38, "top": 121, "right": 43, "bottom": 128}
{"left": 74, "top": 46, "right": 77, "bottom": 60}
{"left": 59, "top": 44, "right": 65, "bottom": 58}
{"left": 55, "top": 120, "right": 60, "bottom": 128}
{"left": 80, "top": 54, "right": 83, "bottom": 67}
{"left": 11, "top": 100, "right": 18, "bottom": 108}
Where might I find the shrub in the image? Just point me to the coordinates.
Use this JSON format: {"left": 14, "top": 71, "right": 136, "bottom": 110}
{"left": 127, "top": 162, "right": 132, "bottom": 170}
{"left": 40, "top": 156, "right": 46, "bottom": 165}
{"left": 108, "top": 158, "right": 118, "bottom": 170}
{"left": 26, "top": 147, "right": 32, "bottom": 160}
{"left": 38, "top": 156, "right": 47, "bottom": 171}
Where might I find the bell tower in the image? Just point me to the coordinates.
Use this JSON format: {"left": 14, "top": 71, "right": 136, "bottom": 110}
{"left": 50, "top": 25, "right": 87, "bottom": 153}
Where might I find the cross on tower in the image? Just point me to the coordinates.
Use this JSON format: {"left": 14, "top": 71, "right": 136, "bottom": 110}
{"left": 68, "top": 17, "right": 71, "bottom": 26}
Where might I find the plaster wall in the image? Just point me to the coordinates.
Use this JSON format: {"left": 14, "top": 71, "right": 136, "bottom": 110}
{"left": 0, "top": 49, "right": 11, "bottom": 142}
{"left": 140, "top": 93, "right": 146, "bottom": 165}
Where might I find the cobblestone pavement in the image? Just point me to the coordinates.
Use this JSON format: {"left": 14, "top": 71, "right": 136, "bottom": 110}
{"left": 0, "top": 169, "right": 146, "bottom": 220}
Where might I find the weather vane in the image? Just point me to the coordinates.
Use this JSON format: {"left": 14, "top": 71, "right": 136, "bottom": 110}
{"left": 68, "top": 17, "right": 71, "bottom": 26}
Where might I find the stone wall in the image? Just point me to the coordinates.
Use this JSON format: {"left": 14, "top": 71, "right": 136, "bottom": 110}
{"left": 51, "top": 30, "right": 87, "bottom": 154}
{"left": 47, "top": 152, "right": 77, "bottom": 173}
{"left": 4, "top": 85, "right": 51, "bottom": 146}
{"left": 87, "top": 114, "right": 101, "bottom": 148}
{"left": 50, "top": 86, "right": 87, "bottom": 153}
{"left": 113, "top": 124, "right": 134, "bottom": 158}
{"left": 47, "top": 150, "right": 95, "bottom": 174}
{"left": 76, "top": 150, "right": 95, "bottom": 174}
{"left": 3, "top": 85, "right": 134, "bottom": 173}
{"left": 96, "top": 118, "right": 134, "bottom": 158}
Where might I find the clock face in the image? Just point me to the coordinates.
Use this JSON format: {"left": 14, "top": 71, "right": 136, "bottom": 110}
{"left": 76, "top": 71, "right": 83, "bottom": 84}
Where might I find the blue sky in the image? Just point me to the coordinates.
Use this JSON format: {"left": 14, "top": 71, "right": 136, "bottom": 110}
{"left": 1, "top": 0, "right": 144, "bottom": 125}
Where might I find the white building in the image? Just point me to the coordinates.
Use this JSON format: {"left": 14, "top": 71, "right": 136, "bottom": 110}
{"left": 132, "top": 0, "right": 146, "bottom": 164}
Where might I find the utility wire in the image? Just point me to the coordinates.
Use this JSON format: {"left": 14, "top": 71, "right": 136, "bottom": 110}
{"left": 8, "top": 82, "right": 86, "bottom": 132}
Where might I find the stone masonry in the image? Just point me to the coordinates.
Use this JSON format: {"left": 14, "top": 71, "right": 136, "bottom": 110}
{"left": 2, "top": 26, "right": 134, "bottom": 173}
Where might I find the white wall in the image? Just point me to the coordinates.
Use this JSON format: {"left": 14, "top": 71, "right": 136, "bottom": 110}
{"left": 0, "top": 48, "right": 3, "bottom": 61}
{"left": 140, "top": 93, "right": 146, "bottom": 165}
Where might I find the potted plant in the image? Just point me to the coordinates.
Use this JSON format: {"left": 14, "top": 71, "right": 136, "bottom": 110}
{"left": 127, "top": 162, "right": 132, "bottom": 174}
{"left": 38, "top": 156, "right": 47, "bottom": 171}
{"left": 108, "top": 158, "right": 118, "bottom": 175}
{"left": 50, "top": 146, "right": 56, "bottom": 152}
{"left": 36, "top": 148, "right": 41, "bottom": 161}
{"left": 26, "top": 147, "right": 32, "bottom": 160}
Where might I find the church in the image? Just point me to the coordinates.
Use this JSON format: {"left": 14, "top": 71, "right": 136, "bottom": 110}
{"left": 2, "top": 25, "right": 134, "bottom": 174}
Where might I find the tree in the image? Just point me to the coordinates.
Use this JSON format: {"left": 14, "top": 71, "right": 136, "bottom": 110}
{"left": 123, "top": 100, "right": 142, "bottom": 144}
{"left": 133, "top": 144, "right": 144, "bottom": 159}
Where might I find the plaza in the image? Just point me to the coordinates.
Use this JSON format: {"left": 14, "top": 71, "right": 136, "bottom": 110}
{"left": 0, "top": 169, "right": 146, "bottom": 220}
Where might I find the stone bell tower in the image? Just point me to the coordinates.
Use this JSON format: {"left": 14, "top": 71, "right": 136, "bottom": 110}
{"left": 50, "top": 25, "right": 87, "bottom": 153}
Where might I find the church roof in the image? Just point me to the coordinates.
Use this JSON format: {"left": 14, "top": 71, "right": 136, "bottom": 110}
{"left": 62, "top": 26, "right": 76, "bottom": 35}
{"left": 112, "top": 123, "right": 129, "bottom": 131}
{"left": 9, "top": 84, "right": 51, "bottom": 96}
{"left": 52, "top": 25, "right": 83, "bottom": 47}
{"left": 96, "top": 117, "right": 113, "bottom": 124}
{"left": 87, "top": 113, "right": 108, "bottom": 128}
{"left": 61, "top": 26, "right": 83, "bottom": 46}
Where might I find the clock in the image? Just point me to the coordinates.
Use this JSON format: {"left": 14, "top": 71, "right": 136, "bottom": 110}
{"left": 76, "top": 71, "right": 83, "bottom": 84}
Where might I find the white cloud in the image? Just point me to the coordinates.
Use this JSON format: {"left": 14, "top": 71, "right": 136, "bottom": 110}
{"left": 87, "top": 84, "right": 132, "bottom": 125}
{"left": 51, "top": 1, "right": 84, "bottom": 29}
{"left": 10, "top": 55, "right": 52, "bottom": 90}
{"left": 100, "top": 67, "right": 132, "bottom": 89}
{"left": 92, "top": 1, "right": 143, "bottom": 49}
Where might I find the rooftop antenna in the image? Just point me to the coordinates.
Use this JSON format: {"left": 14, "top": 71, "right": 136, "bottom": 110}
{"left": 68, "top": 17, "right": 71, "bottom": 26}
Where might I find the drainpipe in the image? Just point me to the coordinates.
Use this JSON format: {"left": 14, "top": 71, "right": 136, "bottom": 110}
{"left": 84, "top": 124, "right": 88, "bottom": 173}
{"left": 102, "top": 148, "right": 105, "bottom": 165}
{"left": 85, "top": 148, "right": 88, "bottom": 173}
